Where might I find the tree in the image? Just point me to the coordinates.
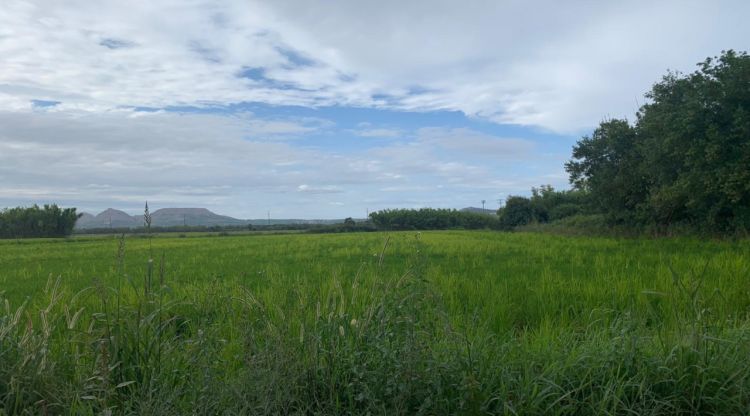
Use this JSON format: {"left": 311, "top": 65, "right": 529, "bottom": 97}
{"left": 637, "top": 50, "right": 750, "bottom": 230}
{"left": 565, "top": 119, "right": 646, "bottom": 223}
{"left": 564, "top": 50, "right": 750, "bottom": 233}
{"left": 0, "top": 204, "right": 81, "bottom": 238}
{"left": 498, "top": 196, "right": 533, "bottom": 227}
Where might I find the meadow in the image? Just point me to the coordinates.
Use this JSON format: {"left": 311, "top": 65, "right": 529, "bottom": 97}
{"left": 1, "top": 231, "right": 750, "bottom": 414}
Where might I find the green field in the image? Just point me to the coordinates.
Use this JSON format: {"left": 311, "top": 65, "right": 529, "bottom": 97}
{"left": 2, "top": 231, "right": 750, "bottom": 414}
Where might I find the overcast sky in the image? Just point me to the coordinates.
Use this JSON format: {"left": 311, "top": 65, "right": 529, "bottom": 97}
{"left": 1, "top": 1, "right": 747, "bottom": 218}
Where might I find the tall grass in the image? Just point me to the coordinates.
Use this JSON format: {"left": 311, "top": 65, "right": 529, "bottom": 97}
{"left": 1, "top": 231, "right": 749, "bottom": 414}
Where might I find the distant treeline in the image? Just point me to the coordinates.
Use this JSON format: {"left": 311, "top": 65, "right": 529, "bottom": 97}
{"left": 368, "top": 208, "right": 500, "bottom": 231}
{"left": 72, "top": 219, "right": 380, "bottom": 235}
{"left": 75, "top": 223, "right": 327, "bottom": 235}
{"left": 77, "top": 212, "right": 495, "bottom": 234}
{"left": 310, "top": 217, "right": 378, "bottom": 233}
{"left": 500, "top": 50, "right": 750, "bottom": 235}
{"left": 0, "top": 204, "right": 81, "bottom": 238}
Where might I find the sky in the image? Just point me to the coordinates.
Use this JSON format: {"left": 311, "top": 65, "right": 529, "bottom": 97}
{"left": 0, "top": 1, "right": 747, "bottom": 219}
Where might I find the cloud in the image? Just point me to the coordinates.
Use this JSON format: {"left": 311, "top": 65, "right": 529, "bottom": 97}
{"left": 2, "top": 1, "right": 742, "bottom": 216}
{"left": 99, "top": 37, "right": 136, "bottom": 49}
{"left": 297, "top": 184, "right": 342, "bottom": 194}
{"left": 0, "top": 109, "right": 334, "bottom": 212}
{"left": 354, "top": 127, "right": 402, "bottom": 138}
{"left": 0, "top": 1, "right": 746, "bottom": 131}
{"left": 416, "top": 127, "right": 534, "bottom": 158}
{"left": 0, "top": 108, "right": 566, "bottom": 217}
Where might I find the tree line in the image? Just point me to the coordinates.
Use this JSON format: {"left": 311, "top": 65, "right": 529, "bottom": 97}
{"left": 499, "top": 50, "right": 750, "bottom": 235}
{"left": 369, "top": 208, "right": 500, "bottom": 230}
{"left": 0, "top": 204, "right": 81, "bottom": 238}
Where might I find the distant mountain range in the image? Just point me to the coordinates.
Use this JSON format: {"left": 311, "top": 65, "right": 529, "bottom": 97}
{"left": 75, "top": 208, "right": 345, "bottom": 229}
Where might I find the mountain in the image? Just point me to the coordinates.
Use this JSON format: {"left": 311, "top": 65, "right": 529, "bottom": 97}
{"left": 76, "top": 208, "right": 138, "bottom": 229}
{"left": 74, "top": 207, "right": 242, "bottom": 229}
{"left": 460, "top": 207, "right": 497, "bottom": 215}
{"left": 99, "top": 208, "right": 139, "bottom": 227}
{"left": 76, "top": 212, "right": 96, "bottom": 228}
{"left": 73, "top": 207, "right": 346, "bottom": 229}
{"left": 150, "top": 208, "right": 247, "bottom": 227}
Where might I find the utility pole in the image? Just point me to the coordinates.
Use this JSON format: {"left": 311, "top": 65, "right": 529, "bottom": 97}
{"left": 481, "top": 200, "right": 486, "bottom": 211}
{"left": 267, "top": 211, "right": 271, "bottom": 226}
{"left": 183, "top": 214, "right": 186, "bottom": 227}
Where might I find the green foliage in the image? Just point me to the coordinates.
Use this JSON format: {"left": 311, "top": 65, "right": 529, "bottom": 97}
{"left": 497, "top": 186, "right": 589, "bottom": 230}
{"left": 369, "top": 208, "right": 500, "bottom": 230}
{"left": 0, "top": 204, "right": 81, "bottom": 238}
{"left": 548, "top": 203, "right": 582, "bottom": 221}
{"left": 566, "top": 50, "right": 750, "bottom": 233}
{"left": 638, "top": 50, "right": 750, "bottom": 231}
{"left": 565, "top": 120, "right": 645, "bottom": 223}
{"left": 529, "top": 185, "right": 589, "bottom": 222}
{"left": 498, "top": 196, "right": 533, "bottom": 227}
{"left": 1, "top": 231, "right": 750, "bottom": 414}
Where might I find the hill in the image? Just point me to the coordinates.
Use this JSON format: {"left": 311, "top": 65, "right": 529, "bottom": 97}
{"left": 76, "top": 208, "right": 138, "bottom": 228}
{"left": 74, "top": 208, "right": 347, "bottom": 229}
{"left": 150, "top": 208, "right": 247, "bottom": 227}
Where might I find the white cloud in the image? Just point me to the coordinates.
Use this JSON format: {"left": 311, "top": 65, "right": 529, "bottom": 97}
{"left": 297, "top": 184, "right": 342, "bottom": 194}
{"left": 1, "top": 1, "right": 746, "bottom": 131}
{"left": 0, "top": 109, "right": 564, "bottom": 217}
{"left": 1, "top": 1, "right": 743, "bottom": 216}
{"left": 354, "top": 128, "right": 402, "bottom": 138}
{"left": 416, "top": 127, "right": 534, "bottom": 158}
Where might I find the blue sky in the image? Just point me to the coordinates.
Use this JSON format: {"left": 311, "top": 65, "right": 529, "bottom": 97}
{"left": 0, "top": 1, "right": 747, "bottom": 218}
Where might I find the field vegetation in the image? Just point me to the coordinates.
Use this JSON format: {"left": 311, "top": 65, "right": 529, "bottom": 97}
{"left": 2, "top": 231, "right": 749, "bottom": 414}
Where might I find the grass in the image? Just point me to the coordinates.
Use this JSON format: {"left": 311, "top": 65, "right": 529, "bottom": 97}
{"left": 1, "top": 231, "right": 750, "bottom": 414}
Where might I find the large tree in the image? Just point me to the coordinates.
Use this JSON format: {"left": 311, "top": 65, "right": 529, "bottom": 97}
{"left": 638, "top": 50, "right": 750, "bottom": 230}
{"left": 565, "top": 50, "right": 750, "bottom": 232}
{"left": 565, "top": 119, "right": 646, "bottom": 223}
{"left": 498, "top": 196, "right": 533, "bottom": 227}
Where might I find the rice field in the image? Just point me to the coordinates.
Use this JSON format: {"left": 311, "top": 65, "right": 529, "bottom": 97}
{"left": 2, "top": 231, "right": 750, "bottom": 414}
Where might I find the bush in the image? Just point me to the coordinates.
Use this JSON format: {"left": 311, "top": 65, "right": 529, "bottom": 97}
{"left": 549, "top": 203, "right": 582, "bottom": 221}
